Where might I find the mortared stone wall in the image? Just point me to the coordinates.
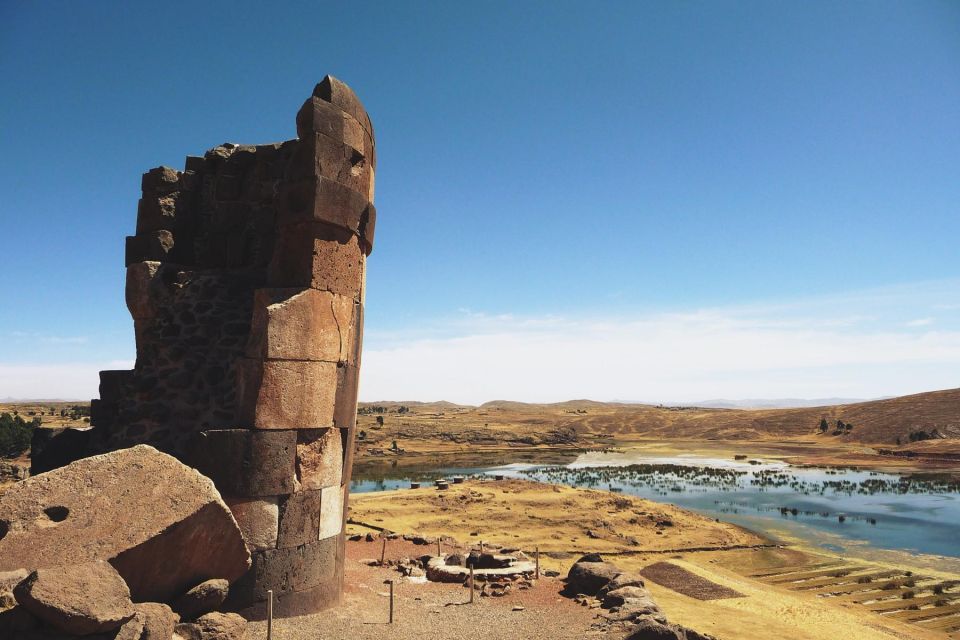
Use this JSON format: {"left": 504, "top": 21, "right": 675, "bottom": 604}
{"left": 32, "top": 76, "right": 376, "bottom": 617}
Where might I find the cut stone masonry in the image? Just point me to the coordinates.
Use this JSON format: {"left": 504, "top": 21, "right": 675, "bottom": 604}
{"left": 31, "top": 76, "right": 376, "bottom": 617}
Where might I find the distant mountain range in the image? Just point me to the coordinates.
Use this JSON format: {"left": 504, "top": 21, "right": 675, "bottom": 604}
{"left": 628, "top": 397, "right": 892, "bottom": 409}
{"left": 0, "top": 397, "right": 86, "bottom": 403}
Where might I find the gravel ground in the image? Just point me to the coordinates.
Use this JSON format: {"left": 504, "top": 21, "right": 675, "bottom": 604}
{"left": 247, "top": 538, "right": 602, "bottom": 640}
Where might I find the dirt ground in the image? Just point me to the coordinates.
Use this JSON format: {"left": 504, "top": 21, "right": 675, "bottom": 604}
{"left": 248, "top": 537, "right": 601, "bottom": 640}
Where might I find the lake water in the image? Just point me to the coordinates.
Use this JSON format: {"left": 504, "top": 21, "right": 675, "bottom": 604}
{"left": 351, "top": 450, "right": 960, "bottom": 559}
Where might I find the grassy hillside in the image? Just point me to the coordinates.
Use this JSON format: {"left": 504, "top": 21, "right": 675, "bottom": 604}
{"left": 358, "top": 387, "right": 960, "bottom": 447}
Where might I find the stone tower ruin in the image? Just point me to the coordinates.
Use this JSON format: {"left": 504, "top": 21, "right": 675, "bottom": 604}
{"left": 36, "top": 77, "right": 375, "bottom": 616}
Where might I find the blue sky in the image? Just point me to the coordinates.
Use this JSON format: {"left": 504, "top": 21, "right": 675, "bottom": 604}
{"left": 1, "top": 1, "right": 958, "bottom": 402}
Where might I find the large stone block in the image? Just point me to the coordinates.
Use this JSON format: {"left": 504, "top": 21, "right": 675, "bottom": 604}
{"left": 136, "top": 193, "right": 179, "bottom": 233}
{"left": 334, "top": 364, "right": 360, "bottom": 430}
{"left": 141, "top": 166, "right": 181, "bottom": 195}
{"left": 0, "top": 445, "right": 250, "bottom": 603}
{"left": 125, "top": 231, "right": 174, "bottom": 266}
{"left": 99, "top": 370, "right": 134, "bottom": 400}
{"left": 296, "top": 96, "right": 373, "bottom": 159}
{"left": 318, "top": 484, "right": 344, "bottom": 541}
{"left": 125, "top": 262, "right": 162, "bottom": 320}
{"left": 189, "top": 429, "right": 297, "bottom": 497}
{"left": 267, "top": 223, "right": 364, "bottom": 299}
{"left": 228, "top": 536, "right": 338, "bottom": 604}
{"left": 14, "top": 561, "right": 135, "bottom": 635}
{"left": 285, "top": 134, "right": 374, "bottom": 201}
{"left": 295, "top": 428, "right": 343, "bottom": 491}
{"left": 245, "top": 288, "right": 356, "bottom": 363}
{"left": 225, "top": 497, "right": 279, "bottom": 551}
{"left": 276, "top": 177, "right": 376, "bottom": 254}
{"left": 29, "top": 427, "right": 91, "bottom": 475}
{"left": 241, "top": 574, "right": 341, "bottom": 619}
{"left": 237, "top": 359, "right": 338, "bottom": 430}
{"left": 312, "top": 76, "right": 373, "bottom": 141}
{"left": 276, "top": 489, "right": 321, "bottom": 548}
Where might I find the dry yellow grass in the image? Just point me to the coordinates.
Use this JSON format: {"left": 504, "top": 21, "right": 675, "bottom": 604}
{"left": 348, "top": 479, "right": 765, "bottom": 573}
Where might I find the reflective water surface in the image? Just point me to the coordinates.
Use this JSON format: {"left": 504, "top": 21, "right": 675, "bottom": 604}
{"left": 352, "top": 450, "right": 960, "bottom": 558}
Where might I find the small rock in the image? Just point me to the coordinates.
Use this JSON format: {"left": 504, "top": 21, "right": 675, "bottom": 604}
{"left": 14, "top": 561, "right": 135, "bottom": 635}
{"left": 176, "top": 612, "right": 248, "bottom": 640}
{"left": 512, "top": 605, "right": 525, "bottom": 611}
{"left": 135, "top": 602, "right": 179, "bottom": 640}
{"left": 173, "top": 579, "right": 229, "bottom": 620}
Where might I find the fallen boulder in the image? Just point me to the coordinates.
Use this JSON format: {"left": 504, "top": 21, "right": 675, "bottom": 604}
{"left": 134, "top": 602, "right": 179, "bottom": 640}
{"left": 13, "top": 561, "right": 135, "bottom": 635}
{"left": 566, "top": 554, "right": 622, "bottom": 595}
{"left": 175, "top": 611, "right": 248, "bottom": 640}
{"left": 0, "top": 445, "right": 250, "bottom": 602}
{"left": 173, "top": 579, "right": 229, "bottom": 621}
{"left": 624, "top": 617, "right": 715, "bottom": 640}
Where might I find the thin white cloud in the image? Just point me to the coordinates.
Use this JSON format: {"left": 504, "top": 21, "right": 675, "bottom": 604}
{"left": 360, "top": 282, "right": 960, "bottom": 404}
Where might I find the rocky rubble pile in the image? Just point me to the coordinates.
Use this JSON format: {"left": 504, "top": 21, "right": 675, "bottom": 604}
{"left": 566, "top": 554, "right": 715, "bottom": 640}
{"left": 0, "top": 446, "right": 253, "bottom": 640}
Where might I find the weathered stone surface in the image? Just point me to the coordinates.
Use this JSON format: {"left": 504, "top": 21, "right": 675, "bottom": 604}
{"left": 0, "top": 569, "right": 29, "bottom": 593}
{"left": 189, "top": 430, "right": 296, "bottom": 497}
{"left": 277, "top": 490, "right": 321, "bottom": 548}
{"left": 318, "top": 484, "right": 344, "bottom": 541}
{"left": 136, "top": 194, "right": 180, "bottom": 233}
{"left": 237, "top": 359, "right": 338, "bottom": 430}
{"left": 173, "top": 579, "right": 229, "bottom": 621}
{"left": 175, "top": 612, "right": 248, "bottom": 640}
{"left": 267, "top": 223, "right": 364, "bottom": 298}
{"left": 142, "top": 166, "right": 181, "bottom": 194}
{"left": 238, "top": 574, "right": 341, "bottom": 620}
{"left": 295, "top": 429, "right": 343, "bottom": 491}
{"left": 28, "top": 428, "right": 91, "bottom": 475}
{"left": 277, "top": 177, "right": 375, "bottom": 254}
{"left": 602, "top": 586, "right": 660, "bottom": 616}
{"left": 13, "top": 561, "right": 134, "bottom": 635}
{"left": 334, "top": 364, "right": 360, "bottom": 429}
{"left": 245, "top": 288, "right": 355, "bottom": 363}
{"left": 598, "top": 571, "right": 647, "bottom": 597}
{"left": 125, "top": 261, "right": 161, "bottom": 319}
{"left": 224, "top": 498, "right": 278, "bottom": 551}
{"left": 296, "top": 97, "right": 373, "bottom": 158}
{"left": 308, "top": 135, "right": 375, "bottom": 201}
{"left": 623, "top": 618, "right": 715, "bottom": 640}
{"left": 229, "top": 537, "right": 338, "bottom": 604}
{"left": 566, "top": 556, "right": 622, "bottom": 595}
{"left": 125, "top": 231, "right": 174, "bottom": 266}
{"left": 313, "top": 76, "right": 373, "bottom": 141}
{"left": 134, "top": 602, "right": 179, "bottom": 640}
{"left": 113, "top": 612, "right": 146, "bottom": 640}
{"left": 0, "top": 446, "right": 250, "bottom": 602}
